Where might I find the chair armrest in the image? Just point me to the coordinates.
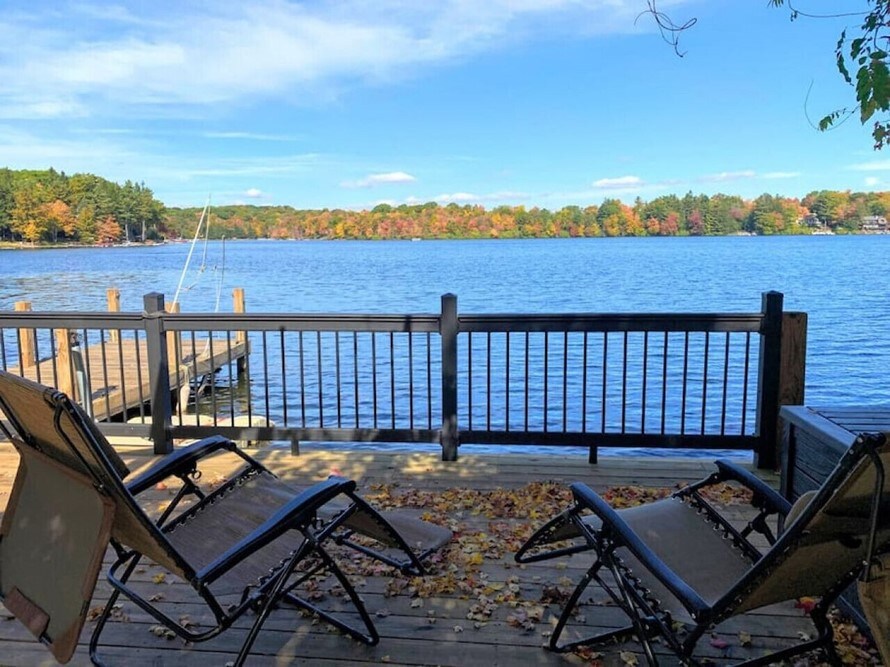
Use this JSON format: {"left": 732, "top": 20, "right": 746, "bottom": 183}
{"left": 126, "top": 435, "right": 239, "bottom": 495}
{"left": 570, "top": 482, "right": 711, "bottom": 621}
{"left": 198, "top": 476, "right": 357, "bottom": 585}
{"left": 713, "top": 460, "right": 792, "bottom": 516}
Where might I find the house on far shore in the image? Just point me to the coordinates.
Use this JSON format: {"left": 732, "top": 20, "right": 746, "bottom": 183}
{"left": 801, "top": 213, "right": 833, "bottom": 234}
{"left": 861, "top": 215, "right": 889, "bottom": 233}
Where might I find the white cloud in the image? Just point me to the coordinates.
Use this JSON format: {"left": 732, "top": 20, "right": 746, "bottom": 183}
{"left": 699, "top": 170, "right": 756, "bottom": 183}
{"left": 865, "top": 176, "right": 881, "bottom": 187}
{"left": 0, "top": 1, "right": 686, "bottom": 119}
{"left": 342, "top": 171, "right": 417, "bottom": 188}
{"left": 763, "top": 171, "right": 800, "bottom": 179}
{"left": 203, "top": 131, "right": 302, "bottom": 142}
{"left": 434, "top": 192, "right": 479, "bottom": 203}
{"left": 592, "top": 175, "right": 643, "bottom": 189}
{"left": 849, "top": 159, "right": 890, "bottom": 171}
{"left": 245, "top": 187, "right": 263, "bottom": 198}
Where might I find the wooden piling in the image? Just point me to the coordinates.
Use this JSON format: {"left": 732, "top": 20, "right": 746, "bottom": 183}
{"left": 54, "top": 329, "right": 73, "bottom": 398}
{"left": 107, "top": 288, "right": 121, "bottom": 342}
{"left": 165, "top": 301, "right": 181, "bottom": 373}
{"left": 233, "top": 288, "right": 247, "bottom": 374}
{"left": 14, "top": 301, "right": 34, "bottom": 368}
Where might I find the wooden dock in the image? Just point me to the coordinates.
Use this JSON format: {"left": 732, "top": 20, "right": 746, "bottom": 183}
{"left": 7, "top": 336, "right": 248, "bottom": 422}
{"left": 0, "top": 445, "right": 876, "bottom": 666}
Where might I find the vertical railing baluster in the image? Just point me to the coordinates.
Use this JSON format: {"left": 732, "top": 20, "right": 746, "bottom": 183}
{"left": 317, "top": 331, "right": 324, "bottom": 427}
{"left": 621, "top": 331, "right": 628, "bottom": 433}
{"left": 280, "top": 331, "right": 289, "bottom": 428}
{"left": 49, "top": 331, "right": 58, "bottom": 383}
{"left": 661, "top": 332, "right": 668, "bottom": 434}
{"left": 225, "top": 332, "right": 235, "bottom": 422}
{"left": 116, "top": 328, "right": 127, "bottom": 423}
{"left": 208, "top": 333, "right": 218, "bottom": 426}
{"left": 505, "top": 332, "right": 511, "bottom": 432}
{"left": 353, "top": 332, "right": 360, "bottom": 428}
{"left": 134, "top": 329, "right": 146, "bottom": 421}
{"left": 335, "top": 331, "right": 342, "bottom": 428}
{"left": 468, "top": 332, "right": 473, "bottom": 431}
{"left": 721, "top": 332, "right": 730, "bottom": 436}
{"left": 681, "top": 332, "right": 689, "bottom": 435}
{"left": 99, "top": 330, "right": 112, "bottom": 421}
{"left": 540, "top": 331, "right": 548, "bottom": 432}
{"left": 641, "top": 331, "right": 649, "bottom": 434}
{"left": 486, "top": 332, "right": 492, "bottom": 431}
{"left": 741, "top": 332, "right": 751, "bottom": 435}
{"left": 190, "top": 332, "right": 200, "bottom": 426}
{"left": 389, "top": 332, "right": 395, "bottom": 429}
{"left": 426, "top": 332, "right": 432, "bottom": 430}
{"left": 261, "top": 331, "right": 271, "bottom": 423}
{"left": 701, "top": 332, "right": 710, "bottom": 434}
{"left": 601, "top": 333, "right": 608, "bottom": 433}
{"left": 244, "top": 331, "right": 253, "bottom": 427}
{"left": 562, "top": 331, "right": 568, "bottom": 432}
{"left": 371, "top": 332, "right": 378, "bottom": 429}
{"left": 0, "top": 329, "right": 7, "bottom": 371}
{"left": 581, "top": 331, "right": 588, "bottom": 433}
{"left": 524, "top": 331, "right": 530, "bottom": 431}
{"left": 298, "top": 331, "right": 306, "bottom": 427}
{"left": 408, "top": 332, "right": 414, "bottom": 430}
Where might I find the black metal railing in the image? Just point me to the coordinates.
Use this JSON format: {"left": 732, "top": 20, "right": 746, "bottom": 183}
{"left": 0, "top": 291, "right": 798, "bottom": 467}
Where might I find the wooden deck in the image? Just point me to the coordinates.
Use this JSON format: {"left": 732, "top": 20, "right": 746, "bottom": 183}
{"left": 0, "top": 445, "right": 864, "bottom": 666}
{"left": 7, "top": 337, "right": 248, "bottom": 421}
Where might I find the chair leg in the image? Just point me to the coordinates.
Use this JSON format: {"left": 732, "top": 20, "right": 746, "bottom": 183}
{"left": 89, "top": 555, "right": 141, "bottom": 666}
{"left": 279, "top": 544, "right": 380, "bottom": 646}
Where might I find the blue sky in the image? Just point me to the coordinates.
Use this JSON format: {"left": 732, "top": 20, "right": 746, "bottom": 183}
{"left": 1, "top": 1, "right": 883, "bottom": 209}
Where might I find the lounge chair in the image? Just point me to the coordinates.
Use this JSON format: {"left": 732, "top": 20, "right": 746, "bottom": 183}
{"left": 0, "top": 370, "right": 450, "bottom": 665}
{"left": 515, "top": 435, "right": 890, "bottom": 665}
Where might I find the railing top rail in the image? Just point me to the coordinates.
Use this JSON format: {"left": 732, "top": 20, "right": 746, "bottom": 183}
{"left": 0, "top": 312, "right": 144, "bottom": 328}
{"left": 165, "top": 312, "right": 442, "bottom": 333}
{"left": 458, "top": 312, "right": 765, "bottom": 334}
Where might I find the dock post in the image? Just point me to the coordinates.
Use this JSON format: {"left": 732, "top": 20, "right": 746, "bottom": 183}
{"left": 107, "top": 289, "right": 120, "bottom": 343}
{"left": 14, "top": 301, "right": 35, "bottom": 368}
{"left": 755, "top": 291, "right": 783, "bottom": 470}
{"left": 233, "top": 287, "right": 247, "bottom": 376}
{"left": 440, "top": 293, "right": 459, "bottom": 461}
{"left": 144, "top": 292, "right": 173, "bottom": 454}
{"left": 54, "top": 329, "right": 73, "bottom": 398}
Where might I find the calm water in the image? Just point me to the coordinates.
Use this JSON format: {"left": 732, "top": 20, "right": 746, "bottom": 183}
{"left": 2, "top": 236, "right": 889, "bottom": 456}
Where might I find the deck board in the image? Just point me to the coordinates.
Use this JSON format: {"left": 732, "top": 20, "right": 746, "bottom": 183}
{"left": 0, "top": 443, "right": 865, "bottom": 666}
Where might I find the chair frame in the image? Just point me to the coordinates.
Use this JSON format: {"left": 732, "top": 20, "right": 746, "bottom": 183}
{"left": 516, "top": 437, "right": 888, "bottom": 666}
{"left": 0, "top": 371, "right": 422, "bottom": 665}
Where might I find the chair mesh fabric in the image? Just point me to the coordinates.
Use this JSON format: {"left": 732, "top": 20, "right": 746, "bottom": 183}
{"left": 0, "top": 446, "right": 114, "bottom": 663}
{"left": 594, "top": 498, "right": 753, "bottom": 624}
{"left": 165, "top": 470, "right": 310, "bottom": 595}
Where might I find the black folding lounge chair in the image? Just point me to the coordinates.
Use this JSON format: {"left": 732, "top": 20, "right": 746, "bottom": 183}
{"left": 515, "top": 436, "right": 890, "bottom": 666}
{"left": 0, "top": 370, "right": 450, "bottom": 665}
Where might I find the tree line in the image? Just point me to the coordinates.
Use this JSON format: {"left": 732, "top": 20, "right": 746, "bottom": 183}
{"left": 166, "top": 189, "right": 890, "bottom": 240}
{"left": 3, "top": 168, "right": 890, "bottom": 244}
{"left": 0, "top": 168, "right": 165, "bottom": 244}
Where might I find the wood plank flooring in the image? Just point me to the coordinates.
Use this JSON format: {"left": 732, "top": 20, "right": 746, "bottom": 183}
{"left": 0, "top": 443, "right": 863, "bottom": 666}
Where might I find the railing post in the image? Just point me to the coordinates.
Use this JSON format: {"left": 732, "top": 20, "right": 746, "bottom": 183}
{"left": 440, "top": 293, "right": 459, "bottom": 461}
{"left": 144, "top": 292, "right": 173, "bottom": 454}
{"left": 233, "top": 287, "right": 247, "bottom": 376}
{"left": 755, "top": 291, "right": 783, "bottom": 469}
{"left": 14, "top": 301, "right": 35, "bottom": 368}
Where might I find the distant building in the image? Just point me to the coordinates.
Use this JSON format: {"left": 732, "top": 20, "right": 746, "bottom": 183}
{"left": 802, "top": 213, "right": 823, "bottom": 228}
{"left": 861, "top": 215, "right": 889, "bottom": 233}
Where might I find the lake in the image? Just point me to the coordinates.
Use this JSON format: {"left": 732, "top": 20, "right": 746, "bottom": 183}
{"left": 2, "top": 236, "right": 889, "bottom": 456}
